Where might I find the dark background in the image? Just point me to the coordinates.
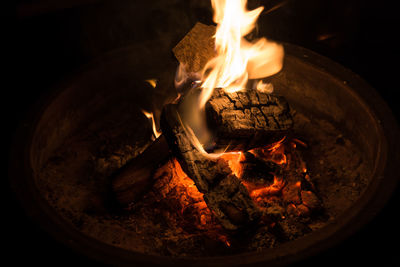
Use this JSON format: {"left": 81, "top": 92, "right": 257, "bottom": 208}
{"left": 9, "top": 0, "right": 399, "bottom": 265}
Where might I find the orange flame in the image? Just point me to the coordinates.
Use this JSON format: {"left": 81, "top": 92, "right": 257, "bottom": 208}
{"left": 175, "top": 0, "right": 284, "bottom": 159}
{"left": 142, "top": 79, "right": 162, "bottom": 139}
{"left": 199, "top": 0, "right": 284, "bottom": 107}
{"left": 145, "top": 79, "right": 157, "bottom": 88}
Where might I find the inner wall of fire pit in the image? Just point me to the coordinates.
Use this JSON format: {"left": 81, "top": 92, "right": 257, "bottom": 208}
{"left": 30, "top": 45, "right": 377, "bottom": 257}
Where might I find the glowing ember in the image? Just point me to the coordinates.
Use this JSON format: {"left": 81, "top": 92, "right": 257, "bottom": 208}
{"left": 249, "top": 136, "right": 287, "bottom": 165}
{"left": 223, "top": 137, "right": 289, "bottom": 205}
{"left": 153, "top": 158, "right": 232, "bottom": 245}
{"left": 171, "top": 158, "right": 205, "bottom": 204}
{"left": 154, "top": 158, "right": 211, "bottom": 225}
{"left": 249, "top": 177, "right": 285, "bottom": 198}
{"left": 153, "top": 136, "right": 310, "bottom": 247}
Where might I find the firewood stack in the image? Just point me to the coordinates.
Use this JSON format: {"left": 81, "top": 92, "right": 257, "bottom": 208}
{"left": 112, "top": 22, "right": 297, "bottom": 230}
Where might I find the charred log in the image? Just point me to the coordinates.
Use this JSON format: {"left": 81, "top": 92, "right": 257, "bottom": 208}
{"left": 161, "top": 103, "right": 261, "bottom": 230}
{"left": 205, "top": 88, "right": 293, "bottom": 152}
{"left": 112, "top": 136, "right": 170, "bottom": 207}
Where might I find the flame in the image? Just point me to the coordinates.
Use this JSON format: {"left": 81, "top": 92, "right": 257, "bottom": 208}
{"left": 220, "top": 151, "right": 244, "bottom": 177}
{"left": 176, "top": 111, "right": 225, "bottom": 159}
{"left": 145, "top": 79, "right": 157, "bottom": 88}
{"left": 174, "top": 64, "right": 189, "bottom": 90}
{"left": 175, "top": 0, "right": 284, "bottom": 159}
{"left": 142, "top": 79, "right": 161, "bottom": 139}
{"left": 142, "top": 110, "right": 162, "bottom": 139}
{"left": 199, "top": 0, "right": 284, "bottom": 108}
{"left": 174, "top": 63, "right": 202, "bottom": 92}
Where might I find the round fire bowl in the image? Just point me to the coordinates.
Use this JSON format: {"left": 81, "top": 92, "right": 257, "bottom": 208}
{"left": 9, "top": 43, "right": 399, "bottom": 265}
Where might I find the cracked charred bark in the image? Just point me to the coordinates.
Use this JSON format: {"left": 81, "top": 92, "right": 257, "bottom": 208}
{"left": 205, "top": 88, "right": 293, "bottom": 152}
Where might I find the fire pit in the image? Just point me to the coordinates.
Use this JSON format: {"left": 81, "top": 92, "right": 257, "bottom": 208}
{"left": 10, "top": 1, "right": 399, "bottom": 265}
{"left": 9, "top": 42, "right": 399, "bottom": 265}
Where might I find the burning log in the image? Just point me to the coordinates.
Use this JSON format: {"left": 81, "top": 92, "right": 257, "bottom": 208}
{"left": 161, "top": 103, "right": 261, "bottom": 230}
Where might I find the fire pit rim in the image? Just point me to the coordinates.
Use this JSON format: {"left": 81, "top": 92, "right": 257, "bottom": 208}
{"left": 8, "top": 43, "right": 399, "bottom": 266}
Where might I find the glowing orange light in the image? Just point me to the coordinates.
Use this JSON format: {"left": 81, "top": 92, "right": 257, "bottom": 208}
{"left": 172, "top": 159, "right": 204, "bottom": 200}
{"left": 199, "top": 0, "right": 284, "bottom": 108}
{"left": 145, "top": 79, "right": 157, "bottom": 88}
{"left": 249, "top": 176, "right": 285, "bottom": 198}
{"left": 292, "top": 138, "right": 307, "bottom": 148}
{"left": 220, "top": 151, "right": 244, "bottom": 177}
{"left": 142, "top": 110, "right": 162, "bottom": 139}
{"left": 268, "top": 136, "right": 286, "bottom": 152}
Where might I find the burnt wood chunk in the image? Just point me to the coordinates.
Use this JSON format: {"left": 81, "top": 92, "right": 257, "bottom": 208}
{"left": 112, "top": 136, "right": 170, "bottom": 207}
{"left": 206, "top": 88, "right": 293, "bottom": 151}
{"left": 172, "top": 22, "right": 216, "bottom": 73}
{"left": 300, "top": 190, "right": 321, "bottom": 210}
{"left": 161, "top": 104, "right": 261, "bottom": 230}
